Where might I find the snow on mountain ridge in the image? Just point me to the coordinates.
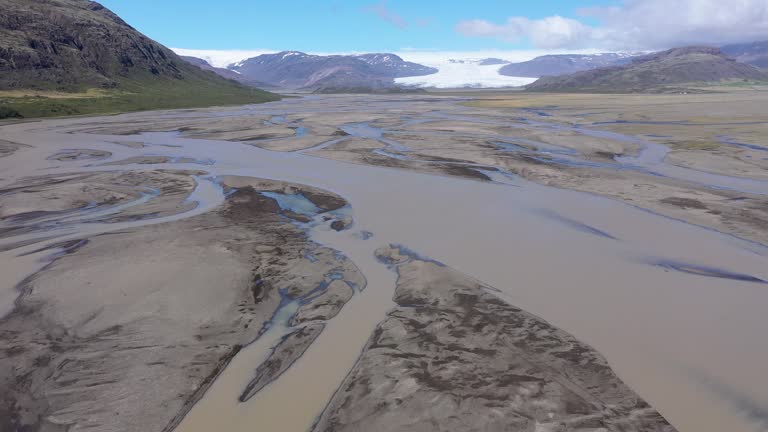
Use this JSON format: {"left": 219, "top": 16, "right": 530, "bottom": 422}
{"left": 172, "top": 48, "right": 642, "bottom": 88}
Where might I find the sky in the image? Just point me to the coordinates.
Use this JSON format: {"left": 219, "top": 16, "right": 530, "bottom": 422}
{"left": 99, "top": 0, "right": 768, "bottom": 55}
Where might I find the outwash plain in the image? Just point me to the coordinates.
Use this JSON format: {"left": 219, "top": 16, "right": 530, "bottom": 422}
{"left": 1, "top": 90, "right": 767, "bottom": 432}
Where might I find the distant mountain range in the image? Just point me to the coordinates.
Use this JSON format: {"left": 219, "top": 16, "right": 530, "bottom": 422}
{"left": 4, "top": 0, "right": 767, "bottom": 102}
{"left": 499, "top": 53, "right": 640, "bottom": 78}
{"left": 526, "top": 46, "right": 768, "bottom": 92}
{"left": 477, "top": 58, "right": 509, "bottom": 66}
{"left": 182, "top": 51, "right": 438, "bottom": 91}
{"left": 721, "top": 41, "right": 768, "bottom": 68}
{"left": 176, "top": 40, "right": 768, "bottom": 91}
{"left": 179, "top": 56, "right": 276, "bottom": 89}
{"left": 490, "top": 42, "right": 768, "bottom": 81}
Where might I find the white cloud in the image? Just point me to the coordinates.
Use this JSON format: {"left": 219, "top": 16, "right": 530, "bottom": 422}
{"left": 457, "top": 0, "right": 768, "bottom": 50}
{"left": 457, "top": 16, "right": 594, "bottom": 49}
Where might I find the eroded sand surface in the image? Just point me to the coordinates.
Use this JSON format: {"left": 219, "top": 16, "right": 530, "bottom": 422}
{"left": 315, "top": 246, "right": 675, "bottom": 432}
{"left": 0, "top": 93, "right": 767, "bottom": 432}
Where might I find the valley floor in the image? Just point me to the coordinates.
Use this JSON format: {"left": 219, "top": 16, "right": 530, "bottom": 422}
{"left": 0, "top": 91, "right": 766, "bottom": 432}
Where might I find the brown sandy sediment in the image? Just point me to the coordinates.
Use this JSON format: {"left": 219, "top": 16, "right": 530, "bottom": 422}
{"left": 314, "top": 246, "right": 677, "bottom": 432}
{"left": 108, "top": 140, "right": 146, "bottom": 149}
{"left": 0, "top": 171, "right": 199, "bottom": 225}
{"left": 0, "top": 174, "right": 363, "bottom": 432}
{"left": 291, "top": 280, "right": 355, "bottom": 325}
{"left": 391, "top": 122, "right": 636, "bottom": 158}
{"left": 161, "top": 344, "right": 243, "bottom": 432}
{"left": 291, "top": 106, "right": 767, "bottom": 245}
{"left": 465, "top": 91, "right": 768, "bottom": 179}
{"left": 47, "top": 149, "right": 111, "bottom": 162}
{"left": 1, "top": 93, "right": 766, "bottom": 432}
{"left": 101, "top": 156, "right": 210, "bottom": 166}
{"left": 246, "top": 135, "right": 347, "bottom": 152}
{"left": 365, "top": 119, "right": 768, "bottom": 244}
{"left": 238, "top": 323, "right": 325, "bottom": 402}
{"left": 507, "top": 162, "right": 768, "bottom": 245}
{"left": 307, "top": 138, "right": 493, "bottom": 182}
{"left": 310, "top": 135, "right": 768, "bottom": 244}
{"left": 101, "top": 155, "right": 173, "bottom": 165}
{"left": 67, "top": 113, "right": 346, "bottom": 153}
{"left": 0, "top": 139, "right": 28, "bottom": 158}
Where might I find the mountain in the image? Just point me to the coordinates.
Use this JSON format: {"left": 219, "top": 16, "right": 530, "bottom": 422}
{"left": 0, "top": 0, "right": 277, "bottom": 118}
{"left": 478, "top": 58, "right": 509, "bottom": 66}
{"left": 352, "top": 53, "right": 437, "bottom": 78}
{"left": 499, "top": 53, "right": 638, "bottom": 78}
{"left": 721, "top": 41, "right": 768, "bottom": 68}
{"left": 526, "top": 46, "right": 768, "bottom": 92}
{"left": 447, "top": 58, "right": 508, "bottom": 65}
{"left": 229, "top": 51, "right": 436, "bottom": 90}
{"left": 180, "top": 55, "right": 276, "bottom": 89}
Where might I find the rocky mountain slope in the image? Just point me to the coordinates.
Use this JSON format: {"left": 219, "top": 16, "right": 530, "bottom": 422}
{"left": 527, "top": 46, "right": 768, "bottom": 92}
{"left": 353, "top": 53, "right": 437, "bottom": 77}
{"left": 180, "top": 55, "right": 276, "bottom": 89}
{"left": 500, "top": 53, "right": 638, "bottom": 78}
{"left": 477, "top": 57, "right": 509, "bottom": 65}
{"left": 721, "top": 41, "right": 768, "bottom": 68}
{"left": 0, "top": 0, "right": 277, "bottom": 117}
{"left": 229, "top": 51, "right": 436, "bottom": 90}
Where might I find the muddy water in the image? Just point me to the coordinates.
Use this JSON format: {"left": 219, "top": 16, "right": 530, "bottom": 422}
{"left": 175, "top": 221, "right": 399, "bottom": 432}
{"left": 1, "top": 98, "right": 768, "bottom": 432}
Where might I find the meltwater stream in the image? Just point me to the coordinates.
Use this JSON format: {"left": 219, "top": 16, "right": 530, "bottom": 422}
{"left": 1, "top": 97, "right": 767, "bottom": 432}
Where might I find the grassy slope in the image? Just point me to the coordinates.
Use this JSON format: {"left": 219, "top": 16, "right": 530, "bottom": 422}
{"left": 0, "top": 72, "right": 280, "bottom": 119}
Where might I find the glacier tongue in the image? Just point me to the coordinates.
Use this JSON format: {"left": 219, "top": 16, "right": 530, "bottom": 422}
{"left": 395, "top": 61, "right": 536, "bottom": 88}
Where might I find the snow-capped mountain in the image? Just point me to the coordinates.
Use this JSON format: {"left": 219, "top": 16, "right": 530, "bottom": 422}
{"left": 172, "top": 48, "right": 645, "bottom": 89}
{"left": 226, "top": 51, "right": 436, "bottom": 89}
{"left": 353, "top": 53, "right": 437, "bottom": 77}
{"left": 179, "top": 56, "right": 276, "bottom": 89}
{"left": 172, "top": 48, "right": 273, "bottom": 68}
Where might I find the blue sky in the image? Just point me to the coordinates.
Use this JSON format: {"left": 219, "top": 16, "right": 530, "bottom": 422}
{"left": 100, "top": 0, "right": 766, "bottom": 53}
{"left": 99, "top": 0, "right": 615, "bottom": 51}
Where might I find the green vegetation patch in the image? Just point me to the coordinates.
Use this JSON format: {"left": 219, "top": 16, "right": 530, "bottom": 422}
{"left": 0, "top": 74, "right": 280, "bottom": 119}
{"left": 668, "top": 140, "right": 720, "bottom": 151}
{"left": 0, "top": 106, "right": 23, "bottom": 119}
